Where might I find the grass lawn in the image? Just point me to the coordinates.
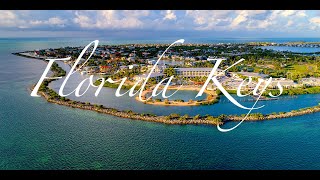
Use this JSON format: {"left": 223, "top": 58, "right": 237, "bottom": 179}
{"left": 285, "top": 64, "right": 319, "bottom": 74}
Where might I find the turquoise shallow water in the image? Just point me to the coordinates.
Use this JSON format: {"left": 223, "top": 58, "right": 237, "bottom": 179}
{"left": 1, "top": 38, "right": 320, "bottom": 169}
{"left": 260, "top": 46, "right": 320, "bottom": 53}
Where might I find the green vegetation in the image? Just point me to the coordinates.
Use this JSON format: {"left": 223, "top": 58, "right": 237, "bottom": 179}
{"left": 199, "top": 99, "right": 219, "bottom": 105}
{"left": 206, "top": 115, "right": 222, "bottom": 124}
{"left": 174, "top": 99, "right": 184, "bottom": 102}
{"left": 164, "top": 67, "right": 176, "bottom": 77}
{"left": 38, "top": 62, "right": 68, "bottom": 102}
{"left": 226, "top": 89, "right": 238, "bottom": 94}
{"left": 164, "top": 99, "right": 170, "bottom": 104}
{"left": 193, "top": 114, "right": 201, "bottom": 120}
{"left": 223, "top": 86, "right": 320, "bottom": 97}
{"left": 166, "top": 113, "right": 180, "bottom": 120}
{"left": 264, "top": 86, "right": 320, "bottom": 96}
{"left": 179, "top": 114, "right": 190, "bottom": 121}
{"left": 51, "top": 62, "right": 66, "bottom": 77}
{"left": 189, "top": 76, "right": 208, "bottom": 83}
{"left": 248, "top": 113, "right": 264, "bottom": 119}
{"left": 285, "top": 64, "right": 320, "bottom": 80}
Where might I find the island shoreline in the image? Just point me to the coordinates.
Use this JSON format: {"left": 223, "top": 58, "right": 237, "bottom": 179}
{"left": 16, "top": 52, "right": 320, "bottom": 127}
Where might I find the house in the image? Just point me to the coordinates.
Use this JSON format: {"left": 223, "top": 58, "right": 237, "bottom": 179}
{"left": 184, "top": 56, "right": 196, "bottom": 61}
{"left": 300, "top": 77, "right": 320, "bottom": 86}
{"left": 142, "top": 52, "right": 151, "bottom": 57}
{"left": 134, "top": 72, "right": 164, "bottom": 83}
{"left": 99, "top": 65, "right": 112, "bottom": 74}
{"left": 127, "top": 56, "right": 136, "bottom": 62}
{"left": 147, "top": 59, "right": 157, "bottom": 65}
{"left": 207, "top": 57, "right": 227, "bottom": 62}
{"left": 237, "top": 72, "right": 269, "bottom": 79}
{"left": 129, "top": 64, "right": 140, "bottom": 70}
{"left": 119, "top": 65, "right": 128, "bottom": 70}
{"left": 33, "top": 51, "right": 40, "bottom": 57}
{"left": 147, "top": 64, "right": 167, "bottom": 73}
{"left": 269, "top": 78, "right": 298, "bottom": 89}
{"left": 174, "top": 68, "right": 225, "bottom": 77}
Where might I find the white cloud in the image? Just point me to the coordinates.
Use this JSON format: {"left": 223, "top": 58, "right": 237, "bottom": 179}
{"left": 309, "top": 17, "right": 320, "bottom": 30}
{"left": 1, "top": 10, "right": 320, "bottom": 35}
{"left": 310, "top": 17, "right": 320, "bottom": 24}
{"left": 286, "top": 20, "right": 294, "bottom": 27}
{"left": 297, "top": 11, "right": 307, "bottom": 17}
{"left": 230, "top": 11, "right": 254, "bottom": 28}
{"left": 73, "top": 11, "right": 92, "bottom": 28}
{"left": 185, "top": 10, "right": 234, "bottom": 30}
{"left": 30, "top": 17, "right": 67, "bottom": 27}
{"left": 186, "top": 10, "right": 269, "bottom": 30}
{"left": 237, "top": 10, "right": 308, "bottom": 31}
{"left": 0, "top": 11, "right": 24, "bottom": 28}
{"left": 279, "top": 10, "right": 307, "bottom": 18}
{"left": 0, "top": 11, "right": 68, "bottom": 29}
{"left": 48, "top": 17, "right": 66, "bottom": 25}
{"left": 181, "top": 10, "right": 315, "bottom": 35}
{"left": 122, "top": 10, "right": 149, "bottom": 17}
{"left": 73, "top": 10, "right": 149, "bottom": 29}
{"left": 281, "top": 10, "right": 295, "bottom": 17}
{"left": 163, "top": 10, "right": 176, "bottom": 20}
{"left": 230, "top": 14, "right": 247, "bottom": 28}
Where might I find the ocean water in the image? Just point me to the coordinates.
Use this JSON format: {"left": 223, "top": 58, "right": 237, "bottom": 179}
{"left": 260, "top": 46, "right": 320, "bottom": 53}
{"left": 1, "top": 38, "right": 320, "bottom": 170}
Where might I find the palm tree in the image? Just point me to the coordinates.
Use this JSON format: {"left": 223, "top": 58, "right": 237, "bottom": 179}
{"left": 164, "top": 67, "right": 176, "bottom": 77}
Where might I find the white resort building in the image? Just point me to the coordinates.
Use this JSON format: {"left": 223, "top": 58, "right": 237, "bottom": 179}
{"left": 207, "top": 57, "right": 227, "bottom": 62}
{"left": 134, "top": 72, "right": 164, "bottom": 83}
{"left": 174, "top": 68, "right": 225, "bottom": 77}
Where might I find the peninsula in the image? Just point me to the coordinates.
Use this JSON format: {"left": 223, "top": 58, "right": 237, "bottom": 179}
{"left": 14, "top": 41, "right": 320, "bottom": 127}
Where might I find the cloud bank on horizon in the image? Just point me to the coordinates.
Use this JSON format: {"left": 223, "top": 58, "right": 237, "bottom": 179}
{"left": 1, "top": 10, "right": 320, "bottom": 38}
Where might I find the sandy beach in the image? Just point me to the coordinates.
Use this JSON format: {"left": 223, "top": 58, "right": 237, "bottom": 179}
{"left": 135, "top": 85, "right": 218, "bottom": 106}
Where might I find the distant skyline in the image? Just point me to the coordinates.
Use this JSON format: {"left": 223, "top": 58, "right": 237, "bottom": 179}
{"left": 1, "top": 10, "right": 320, "bottom": 38}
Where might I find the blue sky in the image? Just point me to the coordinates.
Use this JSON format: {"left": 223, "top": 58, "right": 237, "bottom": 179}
{"left": 1, "top": 10, "right": 320, "bottom": 38}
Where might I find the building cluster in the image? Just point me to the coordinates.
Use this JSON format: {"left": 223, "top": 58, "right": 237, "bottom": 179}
{"left": 28, "top": 43, "right": 320, "bottom": 90}
{"left": 300, "top": 77, "right": 320, "bottom": 86}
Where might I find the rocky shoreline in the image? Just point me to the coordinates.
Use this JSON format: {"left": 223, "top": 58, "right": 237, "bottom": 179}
{"left": 38, "top": 85, "right": 320, "bottom": 126}
{"left": 39, "top": 90, "right": 223, "bottom": 125}
{"left": 12, "top": 52, "right": 46, "bottom": 60}
{"left": 227, "top": 105, "right": 320, "bottom": 121}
